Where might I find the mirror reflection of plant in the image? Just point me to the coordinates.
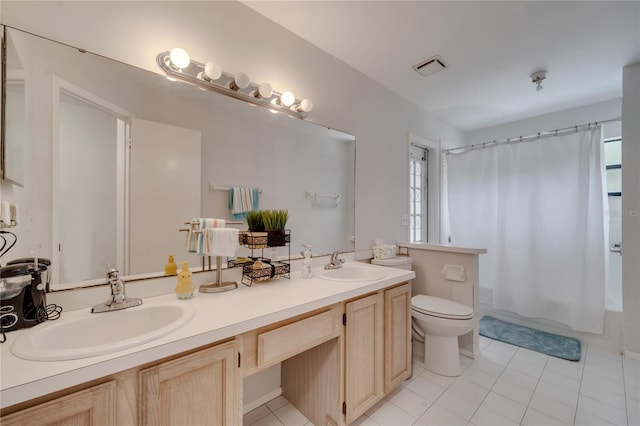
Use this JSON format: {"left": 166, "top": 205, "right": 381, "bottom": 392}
{"left": 245, "top": 210, "right": 265, "bottom": 232}
{"left": 263, "top": 209, "right": 288, "bottom": 231}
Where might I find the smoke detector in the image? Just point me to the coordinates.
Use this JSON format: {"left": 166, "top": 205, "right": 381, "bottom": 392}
{"left": 413, "top": 55, "right": 448, "bottom": 77}
{"left": 530, "top": 70, "right": 547, "bottom": 91}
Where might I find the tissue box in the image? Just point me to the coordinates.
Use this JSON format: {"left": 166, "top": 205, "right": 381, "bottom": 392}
{"left": 372, "top": 244, "right": 397, "bottom": 260}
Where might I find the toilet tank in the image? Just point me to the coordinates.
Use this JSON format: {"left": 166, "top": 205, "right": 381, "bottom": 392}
{"left": 370, "top": 256, "right": 413, "bottom": 270}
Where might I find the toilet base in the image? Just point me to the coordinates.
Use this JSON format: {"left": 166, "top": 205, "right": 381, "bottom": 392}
{"left": 423, "top": 334, "right": 462, "bottom": 377}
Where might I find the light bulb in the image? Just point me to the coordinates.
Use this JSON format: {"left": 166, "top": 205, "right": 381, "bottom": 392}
{"left": 230, "top": 72, "right": 250, "bottom": 90}
{"left": 169, "top": 48, "right": 190, "bottom": 69}
{"left": 298, "top": 99, "right": 313, "bottom": 113}
{"left": 280, "top": 91, "right": 295, "bottom": 107}
{"left": 204, "top": 62, "right": 222, "bottom": 81}
{"left": 257, "top": 82, "right": 273, "bottom": 99}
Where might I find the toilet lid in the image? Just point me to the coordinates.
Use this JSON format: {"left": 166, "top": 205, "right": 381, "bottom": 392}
{"left": 411, "top": 295, "right": 473, "bottom": 320}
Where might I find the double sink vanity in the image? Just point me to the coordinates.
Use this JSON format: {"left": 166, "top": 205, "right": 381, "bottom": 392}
{"left": 0, "top": 261, "right": 415, "bottom": 425}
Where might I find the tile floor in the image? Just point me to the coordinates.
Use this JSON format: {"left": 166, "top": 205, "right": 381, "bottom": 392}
{"left": 243, "top": 336, "right": 640, "bottom": 426}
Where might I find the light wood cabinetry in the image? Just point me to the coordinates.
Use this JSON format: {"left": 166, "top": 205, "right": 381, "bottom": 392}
{"left": 344, "top": 292, "right": 384, "bottom": 424}
{"left": 138, "top": 339, "right": 240, "bottom": 426}
{"left": 2, "top": 280, "right": 412, "bottom": 426}
{"left": 241, "top": 305, "right": 342, "bottom": 377}
{"left": 384, "top": 282, "right": 412, "bottom": 392}
{"left": 1, "top": 381, "right": 116, "bottom": 426}
{"left": 257, "top": 309, "right": 338, "bottom": 369}
{"left": 343, "top": 282, "right": 412, "bottom": 424}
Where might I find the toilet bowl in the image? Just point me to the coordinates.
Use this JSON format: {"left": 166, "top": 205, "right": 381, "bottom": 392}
{"left": 411, "top": 295, "right": 473, "bottom": 377}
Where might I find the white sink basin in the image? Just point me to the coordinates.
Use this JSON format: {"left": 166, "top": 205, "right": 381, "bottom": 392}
{"left": 11, "top": 303, "right": 195, "bottom": 361}
{"left": 319, "top": 264, "right": 387, "bottom": 282}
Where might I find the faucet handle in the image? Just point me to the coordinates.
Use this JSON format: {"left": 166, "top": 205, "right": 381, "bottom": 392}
{"left": 103, "top": 263, "right": 119, "bottom": 277}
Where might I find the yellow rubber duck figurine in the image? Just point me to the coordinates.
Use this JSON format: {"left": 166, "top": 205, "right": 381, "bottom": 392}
{"left": 164, "top": 255, "right": 178, "bottom": 275}
{"left": 175, "top": 262, "right": 194, "bottom": 299}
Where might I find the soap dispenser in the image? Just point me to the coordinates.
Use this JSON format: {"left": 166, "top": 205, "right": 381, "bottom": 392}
{"left": 300, "top": 244, "right": 313, "bottom": 278}
{"left": 164, "top": 255, "right": 177, "bottom": 275}
{"left": 175, "top": 262, "right": 195, "bottom": 299}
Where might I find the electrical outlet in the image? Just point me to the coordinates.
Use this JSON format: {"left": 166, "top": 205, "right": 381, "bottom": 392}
{"left": 401, "top": 214, "right": 409, "bottom": 226}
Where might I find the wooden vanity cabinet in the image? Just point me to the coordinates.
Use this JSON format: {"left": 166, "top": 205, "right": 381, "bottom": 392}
{"left": 344, "top": 292, "right": 384, "bottom": 424}
{"left": 1, "top": 340, "right": 241, "bottom": 426}
{"left": 343, "top": 282, "right": 411, "bottom": 424}
{"left": 1, "top": 281, "right": 411, "bottom": 426}
{"left": 383, "top": 282, "right": 412, "bottom": 393}
{"left": 138, "top": 339, "right": 241, "bottom": 426}
{"left": 0, "top": 381, "right": 116, "bottom": 426}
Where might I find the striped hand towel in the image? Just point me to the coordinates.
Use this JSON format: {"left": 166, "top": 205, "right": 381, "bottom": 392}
{"left": 229, "top": 187, "right": 260, "bottom": 220}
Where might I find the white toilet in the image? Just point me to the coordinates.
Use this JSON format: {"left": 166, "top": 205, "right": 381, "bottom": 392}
{"left": 411, "top": 295, "right": 473, "bottom": 377}
{"left": 371, "top": 255, "right": 473, "bottom": 377}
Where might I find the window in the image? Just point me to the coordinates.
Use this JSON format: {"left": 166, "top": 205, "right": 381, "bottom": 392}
{"left": 409, "top": 145, "right": 427, "bottom": 242}
{"left": 604, "top": 137, "right": 621, "bottom": 196}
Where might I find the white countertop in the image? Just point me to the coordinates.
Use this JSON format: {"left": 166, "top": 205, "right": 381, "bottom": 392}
{"left": 398, "top": 242, "right": 487, "bottom": 255}
{"left": 0, "top": 262, "right": 414, "bottom": 409}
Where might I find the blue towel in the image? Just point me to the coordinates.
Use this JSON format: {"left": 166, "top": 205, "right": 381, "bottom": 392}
{"left": 228, "top": 188, "right": 260, "bottom": 220}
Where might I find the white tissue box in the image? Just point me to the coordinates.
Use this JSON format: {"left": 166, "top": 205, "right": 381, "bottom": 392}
{"left": 372, "top": 244, "right": 397, "bottom": 260}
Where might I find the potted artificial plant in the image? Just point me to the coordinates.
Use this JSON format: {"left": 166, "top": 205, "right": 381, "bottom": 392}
{"left": 244, "top": 211, "right": 267, "bottom": 248}
{"left": 263, "top": 209, "right": 289, "bottom": 247}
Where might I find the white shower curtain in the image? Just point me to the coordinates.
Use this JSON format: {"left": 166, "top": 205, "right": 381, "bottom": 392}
{"left": 446, "top": 128, "right": 608, "bottom": 333}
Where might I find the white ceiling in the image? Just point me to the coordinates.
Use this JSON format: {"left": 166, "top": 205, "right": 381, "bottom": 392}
{"left": 243, "top": 1, "right": 640, "bottom": 131}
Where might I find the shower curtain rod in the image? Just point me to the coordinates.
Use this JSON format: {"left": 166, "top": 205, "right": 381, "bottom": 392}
{"left": 444, "top": 117, "right": 621, "bottom": 154}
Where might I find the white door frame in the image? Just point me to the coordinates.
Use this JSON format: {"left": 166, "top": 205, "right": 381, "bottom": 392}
{"left": 51, "top": 77, "right": 133, "bottom": 288}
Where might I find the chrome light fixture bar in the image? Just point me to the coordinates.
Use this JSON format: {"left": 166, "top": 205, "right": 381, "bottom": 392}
{"left": 157, "top": 49, "right": 313, "bottom": 119}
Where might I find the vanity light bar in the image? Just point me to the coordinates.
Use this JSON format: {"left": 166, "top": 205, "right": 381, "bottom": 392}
{"left": 156, "top": 50, "right": 313, "bottom": 120}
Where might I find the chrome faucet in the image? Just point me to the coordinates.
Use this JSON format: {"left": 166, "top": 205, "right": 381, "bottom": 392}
{"left": 324, "top": 251, "right": 345, "bottom": 270}
{"left": 91, "top": 267, "right": 142, "bottom": 313}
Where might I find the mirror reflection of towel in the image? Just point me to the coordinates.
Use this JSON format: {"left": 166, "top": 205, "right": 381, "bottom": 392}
{"left": 186, "top": 218, "right": 226, "bottom": 254}
{"left": 229, "top": 187, "right": 260, "bottom": 220}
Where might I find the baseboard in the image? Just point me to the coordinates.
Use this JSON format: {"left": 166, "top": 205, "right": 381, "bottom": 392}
{"left": 624, "top": 349, "right": 640, "bottom": 360}
{"left": 242, "top": 387, "right": 282, "bottom": 415}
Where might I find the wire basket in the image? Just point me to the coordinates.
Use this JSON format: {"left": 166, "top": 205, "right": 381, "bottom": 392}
{"left": 266, "top": 230, "right": 291, "bottom": 247}
{"left": 245, "top": 232, "right": 268, "bottom": 249}
{"left": 241, "top": 261, "right": 290, "bottom": 285}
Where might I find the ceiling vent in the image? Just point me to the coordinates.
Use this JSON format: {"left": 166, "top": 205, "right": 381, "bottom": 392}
{"left": 413, "top": 55, "right": 447, "bottom": 78}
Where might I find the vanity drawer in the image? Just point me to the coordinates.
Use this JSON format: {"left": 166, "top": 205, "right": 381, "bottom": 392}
{"left": 257, "top": 309, "right": 338, "bottom": 368}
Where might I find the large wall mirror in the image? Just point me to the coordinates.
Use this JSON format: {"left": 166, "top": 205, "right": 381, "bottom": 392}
{"left": 1, "top": 26, "right": 356, "bottom": 291}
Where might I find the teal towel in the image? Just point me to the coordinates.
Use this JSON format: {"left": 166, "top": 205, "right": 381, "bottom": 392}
{"left": 229, "top": 188, "right": 260, "bottom": 220}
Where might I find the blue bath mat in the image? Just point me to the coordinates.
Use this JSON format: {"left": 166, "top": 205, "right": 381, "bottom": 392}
{"left": 479, "top": 316, "right": 581, "bottom": 361}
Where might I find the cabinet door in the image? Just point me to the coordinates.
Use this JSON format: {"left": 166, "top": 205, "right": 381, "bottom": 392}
{"left": 1, "top": 381, "right": 116, "bottom": 426}
{"left": 139, "top": 340, "right": 240, "bottom": 426}
{"left": 344, "top": 293, "right": 383, "bottom": 424}
{"left": 384, "top": 282, "right": 412, "bottom": 393}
